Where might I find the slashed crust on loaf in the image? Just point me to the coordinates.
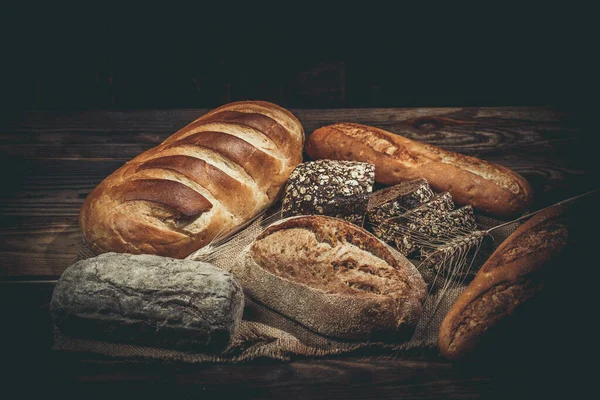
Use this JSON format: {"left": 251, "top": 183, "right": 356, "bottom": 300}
{"left": 438, "top": 205, "right": 569, "bottom": 359}
{"left": 305, "top": 122, "right": 533, "bottom": 218}
{"left": 231, "top": 215, "right": 427, "bottom": 341}
{"left": 80, "top": 101, "right": 304, "bottom": 258}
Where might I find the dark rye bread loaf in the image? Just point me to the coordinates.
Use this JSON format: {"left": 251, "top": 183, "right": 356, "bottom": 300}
{"left": 367, "top": 178, "right": 434, "bottom": 224}
{"left": 230, "top": 215, "right": 427, "bottom": 341}
{"left": 281, "top": 160, "right": 375, "bottom": 225}
{"left": 50, "top": 253, "right": 244, "bottom": 352}
{"left": 372, "top": 192, "right": 455, "bottom": 255}
{"left": 438, "top": 205, "right": 569, "bottom": 360}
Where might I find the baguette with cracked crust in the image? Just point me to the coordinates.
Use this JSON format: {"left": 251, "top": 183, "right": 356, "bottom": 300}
{"left": 230, "top": 215, "right": 427, "bottom": 341}
{"left": 80, "top": 101, "right": 304, "bottom": 258}
{"left": 305, "top": 123, "right": 533, "bottom": 218}
{"left": 438, "top": 205, "right": 569, "bottom": 360}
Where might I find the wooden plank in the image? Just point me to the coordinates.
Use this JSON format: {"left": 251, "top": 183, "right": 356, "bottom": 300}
{"left": 0, "top": 216, "right": 82, "bottom": 277}
{"left": 1, "top": 107, "right": 579, "bottom": 156}
{"left": 0, "top": 107, "right": 595, "bottom": 279}
{"left": 49, "top": 358, "right": 494, "bottom": 398}
{"left": 1, "top": 107, "right": 569, "bottom": 135}
{"left": 0, "top": 107, "right": 589, "bottom": 168}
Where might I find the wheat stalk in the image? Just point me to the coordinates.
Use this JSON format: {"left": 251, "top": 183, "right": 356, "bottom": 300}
{"left": 408, "top": 188, "right": 600, "bottom": 332}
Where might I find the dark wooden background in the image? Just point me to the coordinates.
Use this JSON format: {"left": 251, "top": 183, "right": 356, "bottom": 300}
{"left": 0, "top": 5, "right": 596, "bottom": 399}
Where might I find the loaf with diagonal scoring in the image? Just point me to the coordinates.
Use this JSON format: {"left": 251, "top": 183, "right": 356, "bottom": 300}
{"left": 80, "top": 101, "right": 304, "bottom": 258}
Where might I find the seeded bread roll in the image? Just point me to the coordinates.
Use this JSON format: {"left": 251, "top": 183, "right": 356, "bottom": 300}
{"left": 306, "top": 123, "right": 533, "bottom": 218}
{"left": 230, "top": 215, "right": 427, "bottom": 341}
{"left": 438, "top": 205, "right": 569, "bottom": 360}
{"left": 367, "top": 178, "right": 434, "bottom": 225}
{"left": 281, "top": 160, "right": 376, "bottom": 225}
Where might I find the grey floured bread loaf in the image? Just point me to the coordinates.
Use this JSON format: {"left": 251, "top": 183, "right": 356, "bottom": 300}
{"left": 50, "top": 253, "right": 244, "bottom": 352}
{"left": 230, "top": 215, "right": 427, "bottom": 342}
{"left": 281, "top": 160, "right": 375, "bottom": 225}
{"left": 367, "top": 178, "right": 434, "bottom": 224}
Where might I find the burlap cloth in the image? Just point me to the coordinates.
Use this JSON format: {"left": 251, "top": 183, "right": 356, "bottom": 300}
{"left": 52, "top": 207, "right": 519, "bottom": 363}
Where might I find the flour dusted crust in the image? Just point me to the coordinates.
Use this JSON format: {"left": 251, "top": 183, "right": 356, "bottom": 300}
{"left": 306, "top": 123, "right": 533, "bottom": 218}
{"left": 79, "top": 101, "right": 304, "bottom": 258}
{"left": 230, "top": 215, "right": 427, "bottom": 341}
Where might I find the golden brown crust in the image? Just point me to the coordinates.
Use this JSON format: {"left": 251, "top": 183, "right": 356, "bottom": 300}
{"left": 165, "top": 131, "right": 284, "bottom": 198}
{"left": 438, "top": 205, "right": 569, "bottom": 360}
{"left": 80, "top": 101, "right": 304, "bottom": 258}
{"left": 305, "top": 123, "right": 533, "bottom": 218}
{"left": 230, "top": 215, "right": 427, "bottom": 341}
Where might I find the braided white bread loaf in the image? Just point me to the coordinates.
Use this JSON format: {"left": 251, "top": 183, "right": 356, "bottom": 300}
{"left": 80, "top": 101, "right": 304, "bottom": 258}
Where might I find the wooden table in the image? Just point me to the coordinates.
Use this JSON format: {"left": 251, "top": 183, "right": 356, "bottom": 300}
{"left": 0, "top": 107, "right": 595, "bottom": 398}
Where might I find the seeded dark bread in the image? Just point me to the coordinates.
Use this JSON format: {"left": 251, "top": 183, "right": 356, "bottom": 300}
{"left": 281, "top": 160, "right": 375, "bottom": 225}
{"left": 438, "top": 205, "right": 569, "bottom": 360}
{"left": 367, "top": 178, "right": 434, "bottom": 225}
{"left": 306, "top": 123, "right": 533, "bottom": 218}
{"left": 401, "top": 205, "right": 478, "bottom": 257}
{"left": 230, "top": 215, "right": 427, "bottom": 341}
{"left": 372, "top": 192, "right": 454, "bottom": 255}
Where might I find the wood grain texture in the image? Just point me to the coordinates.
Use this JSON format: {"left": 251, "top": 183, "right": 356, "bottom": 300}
{"left": 0, "top": 107, "right": 593, "bottom": 278}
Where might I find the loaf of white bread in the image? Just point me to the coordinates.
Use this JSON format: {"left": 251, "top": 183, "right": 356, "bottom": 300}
{"left": 80, "top": 101, "right": 305, "bottom": 258}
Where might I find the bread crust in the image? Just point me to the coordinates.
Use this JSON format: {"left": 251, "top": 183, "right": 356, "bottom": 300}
{"left": 230, "top": 215, "right": 427, "bottom": 341}
{"left": 305, "top": 123, "right": 533, "bottom": 218}
{"left": 80, "top": 101, "right": 304, "bottom": 258}
{"left": 438, "top": 205, "right": 569, "bottom": 360}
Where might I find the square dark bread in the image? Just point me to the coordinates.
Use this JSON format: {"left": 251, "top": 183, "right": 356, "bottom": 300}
{"left": 281, "top": 160, "right": 375, "bottom": 225}
{"left": 366, "top": 178, "right": 435, "bottom": 225}
{"left": 405, "top": 205, "right": 478, "bottom": 257}
{"left": 372, "top": 192, "right": 455, "bottom": 255}
{"left": 394, "top": 202, "right": 478, "bottom": 257}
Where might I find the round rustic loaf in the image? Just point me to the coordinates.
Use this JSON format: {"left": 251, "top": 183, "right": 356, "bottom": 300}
{"left": 230, "top": 215, "right": 427, "bottom": 342}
